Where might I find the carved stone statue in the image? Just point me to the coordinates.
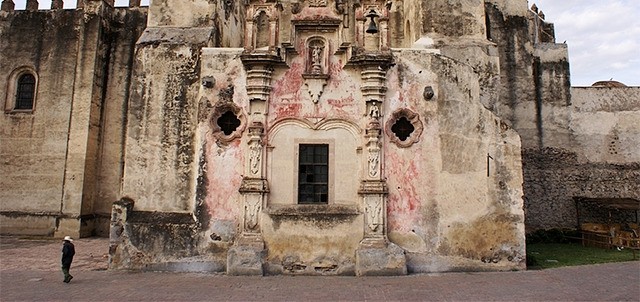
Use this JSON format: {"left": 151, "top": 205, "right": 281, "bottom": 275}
{"left": 368, "top": 102, "right": 380, "bottom": 119}
{"left": 311, "top": 45, "right": 323, "bottom": 74}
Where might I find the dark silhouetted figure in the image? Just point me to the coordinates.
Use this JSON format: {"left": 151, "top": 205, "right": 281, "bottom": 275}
{"left": 61, "top": 236, "right": 75, "bottom": 283}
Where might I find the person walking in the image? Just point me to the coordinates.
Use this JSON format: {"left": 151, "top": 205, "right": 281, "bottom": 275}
{"left": 61, "top": 236, "right": 75, "bottom": 283}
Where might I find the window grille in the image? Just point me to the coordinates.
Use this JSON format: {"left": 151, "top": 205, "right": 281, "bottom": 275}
{"left": 15, "top": 74, "right": 36, "bottom": 110}
{"left": 298, "top": 144, "right": 329, "bottom": 204}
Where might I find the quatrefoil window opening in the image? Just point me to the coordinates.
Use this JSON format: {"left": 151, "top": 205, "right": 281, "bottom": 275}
{"left": 386, "top": 108, "right": 423, "bottom": 148}
{"left": 391, "top": 116, "right": 414, "bottom": 141}
{"left": 210, "top": 103, "right": 246, "bottom": 143}
{"left": 217, "top": 111, "right": 241, "bottom": 135}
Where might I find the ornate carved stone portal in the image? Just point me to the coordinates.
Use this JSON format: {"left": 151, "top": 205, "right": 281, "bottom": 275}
{"left": 229, "top": 0, "right": 406, "bottom": 276}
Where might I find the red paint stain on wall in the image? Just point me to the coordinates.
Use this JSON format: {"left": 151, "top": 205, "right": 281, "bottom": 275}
{"left": 274, "top": 103, "right": 302, "bottom": 119}
{"left": 327, "top": 95, "right": 355, "bottom": 108}
{"left": 386, "top": 150, "right": 422, "bottom": 232}
{"left": 271, "top": 63, "right": 304, "bottom": 98}
{"left": 205, "top": 137, "right": 243, "bottom": 222}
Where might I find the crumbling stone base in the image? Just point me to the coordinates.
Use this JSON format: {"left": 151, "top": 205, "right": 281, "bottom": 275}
{"left": 226, "top": 235, "right": 265, "bottom": 276}
{"left": 355, "top": 239, "right": 407, "bottom": 276}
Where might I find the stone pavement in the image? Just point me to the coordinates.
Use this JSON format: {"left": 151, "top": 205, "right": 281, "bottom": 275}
{"left": 1, "top": 236, "right": 639, "bottom": 301}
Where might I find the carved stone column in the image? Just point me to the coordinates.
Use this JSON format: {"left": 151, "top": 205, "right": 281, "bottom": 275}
{"left": 229, "top": 123, "right": 269, "bottom": 276}
{"left": 352, "top": 53, "right": 407, "bottom": 276}
{"left": 241, "top": 53, "right": 282, "bottom": 123}
{"left": 361, "top": 123, "right": 386, "bottom": 242}
{"left": 227, "top": 50, "right": 282, "bottom": 276}
{"left": 240, "top": 123, "right": 268, "bottom": 236}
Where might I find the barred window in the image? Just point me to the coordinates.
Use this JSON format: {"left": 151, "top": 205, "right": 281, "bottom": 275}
{"left": 298, "top": 144, "right": 329, "bottom": 204}
{"left": 15, "top": 74, "right": 36, "bottom": 110}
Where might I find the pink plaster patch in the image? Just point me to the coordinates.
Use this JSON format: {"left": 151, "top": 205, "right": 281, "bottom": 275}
{"left": 327, "top": 95, "right": 355, "bottom": 108}
{"left": 272, "top": 63, "right": 304, "bottom": 99}
{"left": 274, "top": 103, "right": 302, "bottom": 119}
{"left": 385, "top": 150, "right": 423, "bottom": 232}
{"left": 205, "top": 137, "right": 243, "bottom": 221}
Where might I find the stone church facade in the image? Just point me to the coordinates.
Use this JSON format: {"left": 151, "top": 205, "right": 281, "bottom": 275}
{"left": 1, "top": 0, "right": 638, "bottom": 275}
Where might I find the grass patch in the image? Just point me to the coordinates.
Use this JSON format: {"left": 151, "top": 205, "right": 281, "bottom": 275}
{"left": 527, "top": 243, "right": 639, "bottom": 269}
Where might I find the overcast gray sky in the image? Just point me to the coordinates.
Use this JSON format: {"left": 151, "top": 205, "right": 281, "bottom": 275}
{"left": 10, "top": 0, "right": 640, "bottom": 86}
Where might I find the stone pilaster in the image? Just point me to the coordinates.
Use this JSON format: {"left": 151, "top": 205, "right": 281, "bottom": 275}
{"left": 228, "top": 48, "right": 282, "bottom": 275}
{"left": 353, "top": 48, "right": 406, "bottom": 276}
{"left": 230, "top": 123, "right": 269, "bottom": 276}
{"left": 241, "top": 53, "right": 282, "bottom": 123}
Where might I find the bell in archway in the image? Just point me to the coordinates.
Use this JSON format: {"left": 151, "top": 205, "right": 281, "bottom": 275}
{"left": 365, "top": 9, "right": 379, "bottom": 34}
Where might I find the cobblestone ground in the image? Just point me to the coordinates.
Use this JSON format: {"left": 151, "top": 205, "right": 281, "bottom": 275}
{"left": 1, "top": 236, "right": 639, "bottom": 301}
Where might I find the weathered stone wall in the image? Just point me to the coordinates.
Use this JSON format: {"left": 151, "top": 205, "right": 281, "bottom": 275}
{"left": 12, "top": 0, "right": 635, "bottom": 275}
{"left": 1, "top": 9, "right": 82, "bottom": 236}
{"left": 420, "top": 0, "right": 487, "bottom": 40}
{"left": 146, "top": 0, "right": 244, "bottom": 47}
{"left": 386, "top": 51, "right": 525, "bottom": 272}
{"left": 93, "top": 8, "right": 148, "bottom": 236}
{"left": 121, "top": 40, "right": 202, "bottom": 212}
{"left": 0, "top": 5, "right": 147, "bottom": 237}
{"left": 483, "top": 2, "right": 604, "bottom": 233}
{"left": 524, "top": 87, "right": 640, "bottom": 231}
{"left": 570, "top": 87, "right": 640, "bottom": 164}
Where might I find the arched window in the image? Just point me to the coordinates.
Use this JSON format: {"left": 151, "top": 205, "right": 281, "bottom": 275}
{"left": 5, "top": 67, "right": 38, "bottom": 113}
{"left": 16, "top": 74, "right": 36, "bottom": 110}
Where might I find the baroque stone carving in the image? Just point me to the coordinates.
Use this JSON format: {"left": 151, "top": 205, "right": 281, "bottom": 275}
{"left": 364, "top": 196, "right": 383, "bottom": 232}
{"left": 210, "top": 102, "right": 246, "bottom": 144}
{"left": 246, "top": 122, "right": 265, "bottom": 176}
{"left": 244, "top": 197, "right": 261, "bottom": 230}
{"left": 302, "top": 38, "right": 329, "bottom": 104}
{"left": 249, "top": 142, "right": 262, "bottom": 175}
{"left": 386, "top": 108, "right": 423, "bottom": 148}
{"left": 365, "top": 123, "right": 382, "bottom": 178}
{"left": 311, "top": 45, "right": 323, "bottom": 74}
{"left": 368, "top": 101, "right": 380, "bottom": 119}
{"left": 304, "top": 76, "right": 328, "bottom": 103}
{"left": 368, "top": 150, "right": 380, "bottom": 177}
{"left": 307, "top": 38, "right": 326, "bottom": 74}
